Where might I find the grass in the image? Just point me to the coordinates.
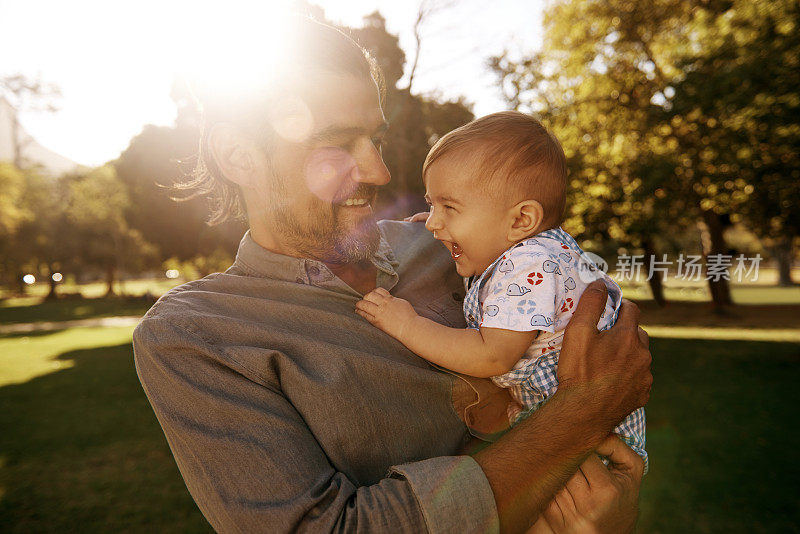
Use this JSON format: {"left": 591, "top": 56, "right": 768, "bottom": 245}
{"left": 638, "top": 338, "right": 800, "bottom": 533}
{"left": 0, "top": 279, "right": 183, "bottom": 302}
{"left": 1, "top": 326, "right": 799, "bottom": 532}
{"left": 0, "top": 327, "right": 212, "bottom": 533}
{"left": 618, "top": 283, "right": 800, "bottom": 305}
{"left": 1, "top": 281, "right": 799, "bottom": 532}
{"left": 0, "top": 297, "right": 154, "bottom": 325}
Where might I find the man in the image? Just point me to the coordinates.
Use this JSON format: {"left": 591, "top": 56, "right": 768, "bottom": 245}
{"left": 133, "top": 17, "right": 652, "bottom": 533}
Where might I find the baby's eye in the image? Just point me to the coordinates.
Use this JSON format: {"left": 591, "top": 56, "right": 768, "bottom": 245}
{"left": 444, "top": 204, "right": 456, "bottom": 211}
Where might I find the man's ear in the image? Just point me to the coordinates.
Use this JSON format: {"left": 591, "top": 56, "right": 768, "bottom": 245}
{"left": 208, "top": 124, "right": 261, "bottom": 188}
{"left": 507, "top": 199, "right": 545, "bottom": 241}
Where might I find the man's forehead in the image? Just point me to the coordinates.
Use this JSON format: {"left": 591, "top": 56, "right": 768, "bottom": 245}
{"left": 297, "top": 71, "right": 383, "bottom": 123}
{"left": 266, "top": 70, "right": 384, "bottom": 144}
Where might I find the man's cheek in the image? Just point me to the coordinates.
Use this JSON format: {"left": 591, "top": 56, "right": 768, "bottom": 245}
{"left": 304, "top": 147, "right": 359, "bottom": 204}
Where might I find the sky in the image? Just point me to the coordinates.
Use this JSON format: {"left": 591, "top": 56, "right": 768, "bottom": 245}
{"left": 1, "top": 0, "right": 544, "bottom": 167}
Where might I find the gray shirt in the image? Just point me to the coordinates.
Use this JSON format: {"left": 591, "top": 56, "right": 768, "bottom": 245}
{"left": 133, "top": 221, "right": 505, "bottom": 533}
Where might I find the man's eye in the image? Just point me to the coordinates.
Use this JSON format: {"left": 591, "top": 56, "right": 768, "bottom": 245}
{"left": 371, "top": 136, "right": 385, "bottom": 150}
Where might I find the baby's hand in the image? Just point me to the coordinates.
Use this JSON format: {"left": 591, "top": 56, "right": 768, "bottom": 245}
{"left": 403, "top": 211, "right": 429, "bottom": 223}
{"left": 356, "top": 288, "right": 418, "bottom": 341}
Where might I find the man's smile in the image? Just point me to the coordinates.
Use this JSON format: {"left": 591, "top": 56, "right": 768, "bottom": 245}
{"left": 340, "top": 198, "right": 369, "bottom": 207}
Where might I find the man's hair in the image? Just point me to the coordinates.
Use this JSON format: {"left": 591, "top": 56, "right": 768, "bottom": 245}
{"left": 422, "top": 111, "right": 568, "bottom": 229}
{"left": 176, "top": 16, "right": 385, "bottom": 225}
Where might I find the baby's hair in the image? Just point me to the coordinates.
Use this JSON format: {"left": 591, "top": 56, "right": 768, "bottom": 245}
{"left": 423, "top": 111, "right": 567, "bottom": 229}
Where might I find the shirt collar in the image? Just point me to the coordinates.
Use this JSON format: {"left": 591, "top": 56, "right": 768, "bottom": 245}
{"left": 231, "top": 228, "right": 399, "bottom": 295}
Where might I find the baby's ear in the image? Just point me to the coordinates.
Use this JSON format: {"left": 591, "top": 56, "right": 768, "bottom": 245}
{"left": 507, "top": 200, "right": 544, "bottom": 241}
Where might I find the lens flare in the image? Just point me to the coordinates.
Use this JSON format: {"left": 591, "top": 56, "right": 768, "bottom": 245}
{"left": 304, "top": 147, "right": 360, "bottom": 204}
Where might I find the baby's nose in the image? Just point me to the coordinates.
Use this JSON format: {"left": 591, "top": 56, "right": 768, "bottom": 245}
{"left": 424, "top": 211, "right": 442, "bottom": 233}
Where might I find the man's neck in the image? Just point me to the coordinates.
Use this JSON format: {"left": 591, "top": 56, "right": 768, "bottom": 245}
{"left": 250, "top": 225, "right": 378, "bottom": 295}
{"left": 326, "top": 260, "right": 378, "bottom": 295}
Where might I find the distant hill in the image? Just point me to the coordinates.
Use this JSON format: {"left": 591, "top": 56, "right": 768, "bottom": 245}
{"left": 0, "top": 96, "right": 81, "bottom": 176}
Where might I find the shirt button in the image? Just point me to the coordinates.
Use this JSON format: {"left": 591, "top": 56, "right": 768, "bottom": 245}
{"left": 468, "top": 314, "right": 475, "bottom": 322}
{"left": 308, "top": 266, "right": 320, "bottom": 276}
{"left": 452, "top": 292, "right": 464, "bottom": 302}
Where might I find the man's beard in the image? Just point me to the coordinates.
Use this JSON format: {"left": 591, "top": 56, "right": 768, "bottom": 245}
{"left": 271, "top": 185, "right": 381, "bottom": 264}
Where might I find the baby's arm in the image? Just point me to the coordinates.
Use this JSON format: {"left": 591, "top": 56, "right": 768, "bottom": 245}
{"left": 356, "top": 288, "right": 538, "bottom": 377}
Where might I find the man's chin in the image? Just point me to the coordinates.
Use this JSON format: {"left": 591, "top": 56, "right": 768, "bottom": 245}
{"left": 331, "top": 216, "right": 380, "bottom": 263}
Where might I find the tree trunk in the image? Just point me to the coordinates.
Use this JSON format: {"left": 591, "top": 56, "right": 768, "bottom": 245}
{"left": 14, "top": 270, "right": 27, "bottom": 296}
{"left": 45, "top": 264, "right": 58, "bottom": 300}
{"left": 643, "top": 238, "right": 667, "bottom": 307}
{"left": 701, "top": 210, "right": 734, "bottom": 309}
{"left": 773, "top": 236, "right": 796, "bottom": 287}
{"left": 105, "top": 264, "right": 117, "bottom": 297}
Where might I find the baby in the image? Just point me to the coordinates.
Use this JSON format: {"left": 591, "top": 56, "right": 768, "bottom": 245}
{"left": 356, "top": 111, "right": 647, "bottom": 470}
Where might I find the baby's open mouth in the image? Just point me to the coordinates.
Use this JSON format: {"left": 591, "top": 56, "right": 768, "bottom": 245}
{"left": 450, "top": 242, "right": 463, "bottom": 260}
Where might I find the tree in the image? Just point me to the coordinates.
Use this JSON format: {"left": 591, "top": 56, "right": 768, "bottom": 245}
{"left": 63, "top": 165, "right": 157, "bottom": 296}
{"left": 343, "top": 9, "right": 473, "bottom": 216}
{"left": 667, "top": 0, "right": 800, "bottom": 285}
{"left": 0, "top": 163, "right": 33, "bottom": 292}
{"left": 0, "top": 74, "right": 61, "bottom": 169}
{"left": 490, "top": 0, "right": 797, "bottom": 307}
{"left": 8, "top": 169, "right": 69, "bottom": 298}
{"left": 114, "top": 117, "right": 244, "bottom": 264}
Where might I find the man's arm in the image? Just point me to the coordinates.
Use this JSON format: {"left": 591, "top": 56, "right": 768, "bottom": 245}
{"left": 133, "top": 316, "right": 499, "bottom": 533}
{"left": 357, "top": 287, "right": 537, "bottom": 377}
{"left": 473, "top": 282, "right": 652, "bottom": 533}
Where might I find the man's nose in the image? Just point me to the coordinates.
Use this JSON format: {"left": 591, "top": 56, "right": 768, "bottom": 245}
{"left": 353, "top": 139, "right": 391, "bottom": 186}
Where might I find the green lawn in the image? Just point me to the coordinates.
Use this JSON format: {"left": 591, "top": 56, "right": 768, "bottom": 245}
{"left": 0, "top": 279, "right": 184, "bottom": 302}
{"left": 0, "top": 327, "right": 212, "bottom": 533}
{"left": 0, "top": 297, "right": 154, "bottom": 325}
{"left": 1, "top": 324, "right": 798, "bottom": 532}
{"left": 617, "top": 282, "right": 800, "bottom": 305}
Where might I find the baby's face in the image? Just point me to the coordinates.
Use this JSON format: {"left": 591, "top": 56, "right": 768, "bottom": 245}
{"left": 423, "top": 156, "right": 515, "bottom": 278}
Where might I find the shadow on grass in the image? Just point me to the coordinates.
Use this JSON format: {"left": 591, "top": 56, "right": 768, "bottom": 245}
{"left": 2, "top": 335, "right": 799, "bottom": 533}
{"left": 0, "top": 329, "right": 69, "bottom": 340}
{"left": 0, "top": 297, "right": 153, "bottom": 325}
{"left": 639, "top": 337, "right": 800, "bottom": 533}
{"left": 0, "top": 342, "right": 212, "bottom": 534}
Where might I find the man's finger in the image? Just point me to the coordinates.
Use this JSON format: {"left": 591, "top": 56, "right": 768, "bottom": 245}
{"left": 554, "top": 486, "right": 577, "bottom": 519}
{"left": 614, "top": 299, "right": 641, "bottom": 328}
{"left": 595, "top": 434, "right": 644, "bottom": 481}
{"left": 576, "top": 453, "right": 612, "bottom": 489}
{"left": 541, "top": 496, "right": 566, "bottom": 529}
{"left": 526, "top": 517, "right": 556, "bottom": 534}
{"left": 565, "top": 464, "right": 591, "bottom": 500}
{"left": 638, "top": 326, "right": 649, "bottom": 348}
{"left": 567, "top": 280, "right": 608, "bottom": 329}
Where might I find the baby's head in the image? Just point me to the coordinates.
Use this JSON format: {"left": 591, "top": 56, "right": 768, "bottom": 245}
{"left": 422, "top": 111, "right": 567, "bottom": 277}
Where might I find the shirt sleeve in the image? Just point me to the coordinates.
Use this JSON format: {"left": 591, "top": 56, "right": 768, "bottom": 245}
{"left": 133, "top": 316, "right": 499, "bottom": 534}
{"left": 480, "top": 243, "right": 564, "bottom": 333}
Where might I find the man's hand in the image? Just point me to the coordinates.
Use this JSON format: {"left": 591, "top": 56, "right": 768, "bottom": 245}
{"left": 530, "top": 435, "right": 644, "bottom": 533}
{"left": 356, "top": 287, "right": 419, "bottom": 341}
{"left": 557, "top": 281, "right": 652, "bottom": 436}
